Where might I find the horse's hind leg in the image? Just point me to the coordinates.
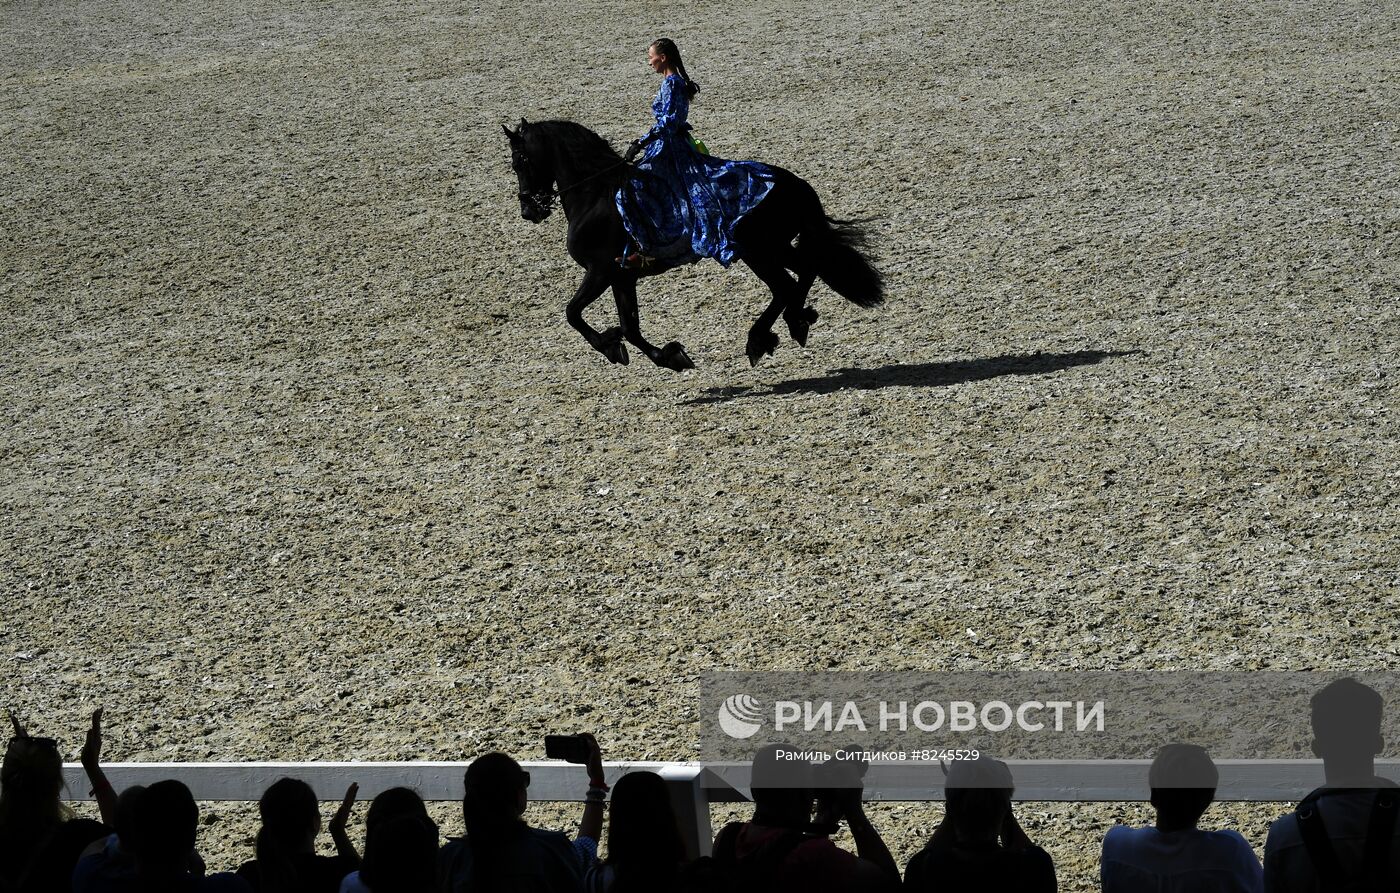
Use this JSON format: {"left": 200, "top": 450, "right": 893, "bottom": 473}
{"left": 780, "top": 243, "right": 819, "bottom": 347}
{"left": 611, "top": 275, "right": 695, "bottom": 372}
{"left": 742, "top": 253, "right": 800, "bottom": 367}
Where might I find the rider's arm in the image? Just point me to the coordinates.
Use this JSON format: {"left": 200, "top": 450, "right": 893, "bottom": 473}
{"left": 639, "top": 76, "right": 688, "bottom": 147}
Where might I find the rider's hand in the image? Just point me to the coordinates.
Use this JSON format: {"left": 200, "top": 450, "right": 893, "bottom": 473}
{"left": 624, "top": 140, "right": 643, "bottom": 163}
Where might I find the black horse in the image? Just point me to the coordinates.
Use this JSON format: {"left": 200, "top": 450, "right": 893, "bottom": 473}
{"left": 503, "top": 118, "right": 883, "bottom": 370}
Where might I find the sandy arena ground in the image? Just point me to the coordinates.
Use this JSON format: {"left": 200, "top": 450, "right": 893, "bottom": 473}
{"left": 3, "top": 0, "right": 1398, "bottom": 886}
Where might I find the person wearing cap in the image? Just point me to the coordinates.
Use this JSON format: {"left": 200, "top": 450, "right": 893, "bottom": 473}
{"left": 903, "top": 755, "right": 1056, "bottom": 892}
{"left": 1101, "top": 744, "right": 1263, "bottom": 893}
{"left": 1263, "top": 678, "right": 1400, "bottom": 892}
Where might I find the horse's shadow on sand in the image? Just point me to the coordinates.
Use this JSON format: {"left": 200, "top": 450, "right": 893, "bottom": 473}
{"left": 683, "top": 350, "right": 1138, "bottom": 405}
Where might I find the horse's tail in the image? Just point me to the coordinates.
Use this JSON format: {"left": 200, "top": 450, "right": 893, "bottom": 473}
{"left": 797, "top": 193, "right": 884, "bottom": 308}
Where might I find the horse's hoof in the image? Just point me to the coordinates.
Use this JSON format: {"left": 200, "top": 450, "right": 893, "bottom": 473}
{"left": 657, "top": 341, "right": 695, "bottom": 372}
{"left": 787, "top": 320, "right": 810, "bottom": 347}
{"left": 746, "top": 330, "right": 779, "bottom": 367}
{"left": 785, "top": 307, "right": 819, "bottom": 347}
{"left": 598, "top": 327, "right": 630, "bottom": 365}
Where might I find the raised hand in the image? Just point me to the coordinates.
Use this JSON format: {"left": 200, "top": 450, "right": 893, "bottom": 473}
{"left": 79, "top": 707, "right": 118, "bottom": 826}
{"left": 580, "top": 733, "right": 605, "bottom": 785}
{"left": 578, "top": 733, "right": 606, "bottom": 843}
{"left": 81, "top": 708, "right": 103, "bottom": 769}
{"left": 329, "top": 782, "right": 361, "bottom": 865}
{"left": 330, "top": 782, "right": 358, "bottom": 836}
{"left": 8, "top": 709, "right": 27, "bottom": 739}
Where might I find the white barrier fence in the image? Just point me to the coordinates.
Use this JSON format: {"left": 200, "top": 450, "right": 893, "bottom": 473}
{"left": 63, "top": 760, "right": 1400, "bottom": 859}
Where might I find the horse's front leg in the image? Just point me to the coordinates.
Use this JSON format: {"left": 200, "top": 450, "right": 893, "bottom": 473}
{"left": 567, "top": 265, "right": 629, "bottom": 365}
{"left": 611, "top": 274, "right": 695, "bottom": 372}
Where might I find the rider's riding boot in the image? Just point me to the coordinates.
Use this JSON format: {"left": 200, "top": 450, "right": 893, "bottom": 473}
{"left": 616, "top": 243, "right": 656, "bottom": 270}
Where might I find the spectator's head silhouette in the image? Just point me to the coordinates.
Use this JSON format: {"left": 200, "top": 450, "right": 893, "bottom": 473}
{"left": 1, "top": 723, "right": 67, "bottom": 833}
{"left": 607, "top": 771, "right": 685, "bottom": 871}
{"left": 254, "top": 777, "right": 321, "bottom": 891}
{"left": 112, "top": 784, "right": 147, "bottom": 847}
{"left": 360, "top": 788, "right": 436, "bottom": 893}
{"left": 749, "top": 744, "right": 816, "bottom": 829}
{"left": 0, "top": 721, "right": 72, "bottom": 888}
{"left": 361, "top": 814, "right": 439, "bottom": 893}
{"left": 462, "top": 752, "right": 529, "bottom": 834}
{"left": 1311, "top": 678, "right": 1385, "bottom": 784}
{"left": 460, "top": 753, "right": 531, "bottom": 889}
{"left": 259, "top": 777, "right": 320, "bottom": 844}
{"left": 127, "top": 779, "right": 199, "bottom": 877}
{"left": 1147, "top": 744, "right": 1219, "bottom": 832}
{"left": 366, "top": 786, "right": 433, "bottom": 832}
{"left": 943, "top": 756, "right": 1014, "bottom": 844}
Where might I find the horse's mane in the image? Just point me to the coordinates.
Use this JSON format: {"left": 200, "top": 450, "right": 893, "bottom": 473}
{"left": 526, "top": 119, "right": 622, "bottom": 166}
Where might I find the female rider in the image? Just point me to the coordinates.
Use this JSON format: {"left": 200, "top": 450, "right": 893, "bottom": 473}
{"left": 615, "top": 38, "right": 776, "bottom": 271}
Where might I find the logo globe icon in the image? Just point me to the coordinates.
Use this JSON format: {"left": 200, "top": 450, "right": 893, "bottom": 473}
{"left": 718, "top": 694, "right": 764, "bottom": 739}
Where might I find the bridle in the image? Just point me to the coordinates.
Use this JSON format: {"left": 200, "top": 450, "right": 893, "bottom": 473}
{"left": 518, "top": 185, "right": 555, "bottom": 218}
{"left": 514, "top": 149, "right": 634, "bottom": 217}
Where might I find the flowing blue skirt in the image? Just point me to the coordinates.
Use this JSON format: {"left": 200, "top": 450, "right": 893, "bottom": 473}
{"left": 615, "top": 134, "right": 775, "bottom": 269}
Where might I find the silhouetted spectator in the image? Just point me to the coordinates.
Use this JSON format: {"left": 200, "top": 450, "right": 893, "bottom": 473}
{"left": 903, "top": 756, "right": 1055, "bottom": 892}
{"left": 1, "top": 711, "right": 108, "bottom": 893}
{"left": 356, "top": 816, "right": 437, "bottom": 893}
{"left": 584, "top": 771, "right": 686, "bottom": 893}
{"left": 710, "top": 744, "right": 899, "bottom": 892}
{"left": 75, "top": 785, "right": 149, "bottom": 885}
{"left": 236, "top": 778, "right": 358, "bottom": 893}
{"left": 1264, "top": 678, "right": 1399, "bottom": 892}
{"left": 72, "top": 779, "right": 248, "bottom": 892}
{"left": 339, "top": 787, "right": 438, "bottom": 893}
{"left": 1101, "top": 744, "right": 1262, "bottom": 892}
{"left": 439, "top": 752, "right": 588, "bottom": 893}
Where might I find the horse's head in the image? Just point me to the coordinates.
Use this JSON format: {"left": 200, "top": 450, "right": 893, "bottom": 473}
{"left": 503, "top": 118, "right": 554, "bottom": 223}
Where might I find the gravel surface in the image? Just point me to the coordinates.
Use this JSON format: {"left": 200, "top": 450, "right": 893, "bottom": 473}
{"left": 3, "top": 0, "right": 1397, "bottom": 887}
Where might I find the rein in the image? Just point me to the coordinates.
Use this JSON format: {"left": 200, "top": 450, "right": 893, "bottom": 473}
{"left": 554, "top": 158, "right": 634, "bottom": 196}
{"left": 519, "top": 157, "right": 634, "bottom": 211}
